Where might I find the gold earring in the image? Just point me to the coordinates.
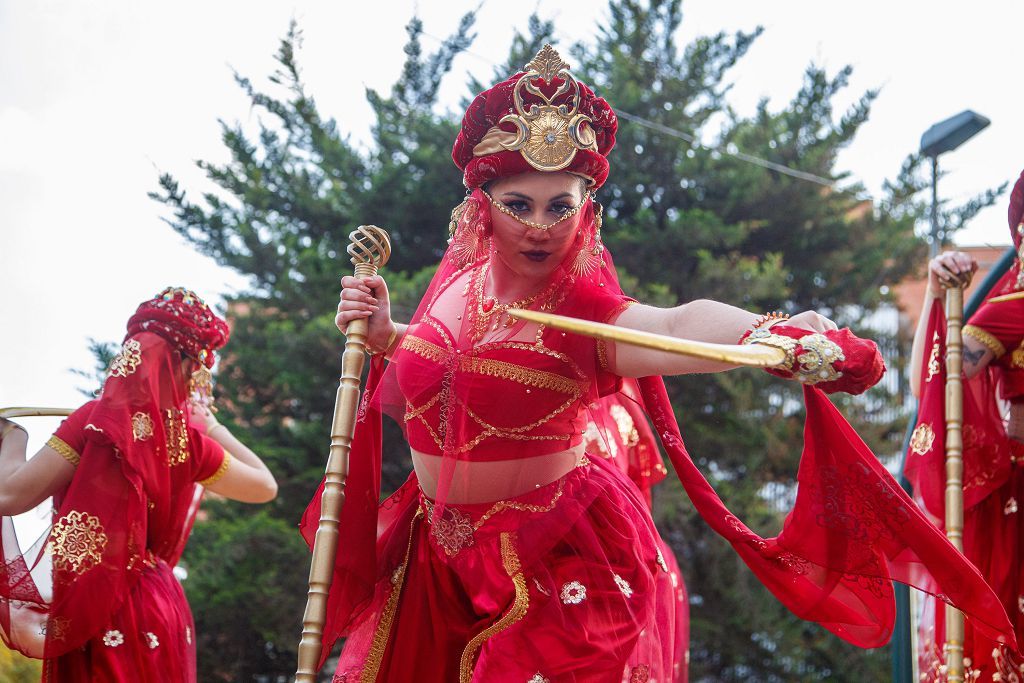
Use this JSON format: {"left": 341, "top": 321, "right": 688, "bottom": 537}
{"left": 570, "top": 201, "right": 605, "bottom": 277}
{"left": 189, "top": 365, "right": 216, "bottom": 412}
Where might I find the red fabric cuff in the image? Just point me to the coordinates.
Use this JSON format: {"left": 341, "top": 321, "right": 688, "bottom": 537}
{"left": 741, "top": 325, "right": 886, "bottom": 395}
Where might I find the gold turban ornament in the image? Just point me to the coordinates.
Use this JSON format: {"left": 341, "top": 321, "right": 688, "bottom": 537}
{"left": 472, "top": 45, "right": 599, "bottom": 172}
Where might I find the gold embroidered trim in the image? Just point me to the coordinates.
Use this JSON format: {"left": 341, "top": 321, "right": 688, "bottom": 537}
{"left": 402, "top": 336, "right": 586, "bottom": 396}
{"left": 596, "top": 300, "right": 637, "bottom": 370}
{"left": 400, "top": 335, "right": 448, "bottom": 364}
{"left": 963, "top": 324, "right": 1006, "bottom": 358}
{"left": 362, "top": 510, "right": 421, "bottom": 682}
{"left": 198, "top": 452, "right": 231, "bottom": 487}
{"left": 474, "top": 478, "right": 566, "bottom": 530}
{"left": 461, "top": 356, "right": 586, "bottom": 396}
{"left": 459, "top": 533, "right": 528, "bottom": 682}
{"left": 47, "top": 435, "right": 80, "bottom": 466}
{"left": 46, "top": 510, "right": 108, "bottom": 574}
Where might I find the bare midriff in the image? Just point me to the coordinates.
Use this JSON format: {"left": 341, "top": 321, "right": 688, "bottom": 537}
{"left": 411, "top": 444, "right": 585, "bottom": 504}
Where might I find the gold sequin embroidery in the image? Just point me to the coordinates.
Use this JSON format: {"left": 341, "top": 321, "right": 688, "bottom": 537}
{"left": 609, "top": 403, "right": 640, "bottom": 447}
{"left": 165, "top": 408, "right": 189, "bottom": 466}
{"left": 198, "top": 452, "right": 231, "bottom": 487}
{"left": 109, "top": 339, "right": 143, "bottom": 377}
{"left": 46, "top": 510, "right": 108, "bottom": 575}
{"left": 131, "top": 412, "right": 154, "bottom": 441}
{"left": 47, "top": 435, "right": 80, "bottom": 466}
{"left": 963, "top": 324, "right": 1005, "bottom": 358}
{"left": 910, "top": 423, "right": 935, "bottom": 457}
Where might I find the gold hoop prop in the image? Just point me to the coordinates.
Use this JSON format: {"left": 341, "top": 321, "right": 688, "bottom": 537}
{"left": 507, "top": 309, "right": 788, "bottom": 368}
{"left": 0, "top": 407, "right": 75, "bottom": 419}
{"left": 942, "top": 280, "right": 967, "bottom": 682}
{"left": 295, "top": 225, "right": 392, "bottom": 683}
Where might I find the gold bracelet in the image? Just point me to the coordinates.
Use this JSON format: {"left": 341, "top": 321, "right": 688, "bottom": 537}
{"left": 368, "top": 325, "right": 399, "bottom": 356}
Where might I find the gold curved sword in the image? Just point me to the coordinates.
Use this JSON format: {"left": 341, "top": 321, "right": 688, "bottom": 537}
{"left": 986, "top": 291, "right": 1024, "bottom": 304}
{"left": 508, "top": 309, "right": 788, "bottom": 368}
{"left": 0, "top": 407, "right": 75, "bottom": 419}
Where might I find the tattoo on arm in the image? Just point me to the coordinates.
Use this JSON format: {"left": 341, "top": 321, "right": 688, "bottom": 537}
{"left": 963, "top": 347, "right": 986, "bottom": 368}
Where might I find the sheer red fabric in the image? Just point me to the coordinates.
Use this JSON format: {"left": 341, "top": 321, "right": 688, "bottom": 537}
{"left": 0, "top": 328, "right": 227, "bottom": 680}
{"left": 301, "top": 183, "right": 1014, "bottom": 680}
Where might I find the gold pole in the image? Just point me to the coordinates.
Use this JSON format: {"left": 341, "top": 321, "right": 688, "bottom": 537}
{"left": 0, "top": 407, "right": 74, "bottom": 419}
{"left": 295, "top": 226, "right": 391, "bottom": 683}
{"left": 943, "top": 282, "right": 967, "bottom": 682}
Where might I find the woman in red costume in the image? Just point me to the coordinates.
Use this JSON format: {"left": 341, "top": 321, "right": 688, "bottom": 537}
{"left": 304, "top": 46, "right": 1015, "bottom": 682}
{"left": 0, "top": 287, "right": 277, "bottom": 682}
{"left": 906, "top": 169, "right": 1024, "bottom": 680}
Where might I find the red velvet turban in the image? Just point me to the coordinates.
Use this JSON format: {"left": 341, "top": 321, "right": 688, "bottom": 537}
{"left": 452, "top": 45, "right": 618, "bottom": 189}
{"left": 125, "top": 287, "right": 229, "bottom": 367}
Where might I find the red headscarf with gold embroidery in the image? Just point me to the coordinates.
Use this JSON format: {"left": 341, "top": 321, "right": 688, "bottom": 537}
{"left": 452, "top": 45, "right": 617, "bottom": 189}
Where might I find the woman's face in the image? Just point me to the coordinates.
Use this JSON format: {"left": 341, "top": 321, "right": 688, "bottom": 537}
{"left": 487, "top": 171, "right": 586, "bottom": 282}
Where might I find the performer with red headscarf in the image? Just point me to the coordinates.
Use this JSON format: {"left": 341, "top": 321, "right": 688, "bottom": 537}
{"left": 0, "top": 287, "right": 277, "bottom": 682}
{"left": 304, "top": 46, "right": 1015, "bottom": 682}
{"left": 906, "top": 170, "right": 1024, "bottom": 680}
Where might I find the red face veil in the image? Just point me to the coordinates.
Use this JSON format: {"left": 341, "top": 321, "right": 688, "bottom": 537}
{"left": 301, "top": 46, "right": 1016, "bottom": 673}
{"left": 0, "top": 287, "right": 230, "bottom": 659}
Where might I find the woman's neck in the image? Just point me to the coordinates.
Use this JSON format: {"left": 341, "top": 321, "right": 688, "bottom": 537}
{"left": 487, "top": 256, "right": 549, "bottom": 302}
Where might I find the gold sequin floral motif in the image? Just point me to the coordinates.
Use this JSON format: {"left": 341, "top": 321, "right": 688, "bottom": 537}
{"left": 109, "top": 339, "right": 143, "bottom": 377}
{"left": 47, "top": 510, "right": 108, "bottom": 575}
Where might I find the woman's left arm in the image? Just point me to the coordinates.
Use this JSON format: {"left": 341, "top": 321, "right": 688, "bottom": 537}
{"left": 0, "top": 419, "right": 76, "bottom": 516}
{"left": 610, "top": 299, "right": 837, "bottom": 378}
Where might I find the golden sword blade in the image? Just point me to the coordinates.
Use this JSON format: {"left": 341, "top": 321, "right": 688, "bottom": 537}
{"left": 986, "top": 291, "right": 1024, "bottom": 304}
{"left": 0, "top": 407, "right": 75, "bottom": 419}
{"left": 508, "top": 309, "right": 788, "bottom": 368}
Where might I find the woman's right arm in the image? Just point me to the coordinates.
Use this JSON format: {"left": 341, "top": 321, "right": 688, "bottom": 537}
{"left": 0, "top": 420, "right": 75, "bottom": 516}
{"left": 190, "top": 406, "right": 278, "bottom": 503}
{"left": 909, "top": 251, "right": 987, "bottom": 398}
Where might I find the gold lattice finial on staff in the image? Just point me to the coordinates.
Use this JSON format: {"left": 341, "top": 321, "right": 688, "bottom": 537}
{"left": 941, "top": 273, "right": 970, "bottom": 683}
{"left": 296, "top": 225, "right": 391, "bottom": 683}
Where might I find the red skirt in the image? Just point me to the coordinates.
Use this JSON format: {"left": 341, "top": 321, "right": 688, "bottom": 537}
{"left": 332, "top": 456, "right": 687, "bottom": 683}
{"left": 43, "top": 559, "right": 197, "bottom": 683}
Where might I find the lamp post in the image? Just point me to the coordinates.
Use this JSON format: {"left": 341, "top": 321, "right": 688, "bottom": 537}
{"left": 920, "top": 110, "right": 990, "bottom": 257}
{"left": 918, "top": 109, "right": 990, "bottom": 683}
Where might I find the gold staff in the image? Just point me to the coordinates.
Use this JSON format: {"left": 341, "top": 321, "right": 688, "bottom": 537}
{"left": 295, "top": 226, "right": 391, "bottom": 683}
{"left": 0, "top": 407, "right": 74, "bottom": 419}
{"left": 507, "top": 309, "right": 788, "bottom": 368}
{"left": 942, "top": 278, "right": 968, "bottom": 682}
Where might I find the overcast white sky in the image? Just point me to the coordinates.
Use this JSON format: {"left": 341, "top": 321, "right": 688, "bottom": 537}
{"left": 2, "top": 0, "right": 1022, "bottom": 413}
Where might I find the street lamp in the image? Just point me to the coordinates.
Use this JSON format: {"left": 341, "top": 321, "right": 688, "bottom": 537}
{"left": 920, "top": 110, "right": 990, "bottom": 257}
